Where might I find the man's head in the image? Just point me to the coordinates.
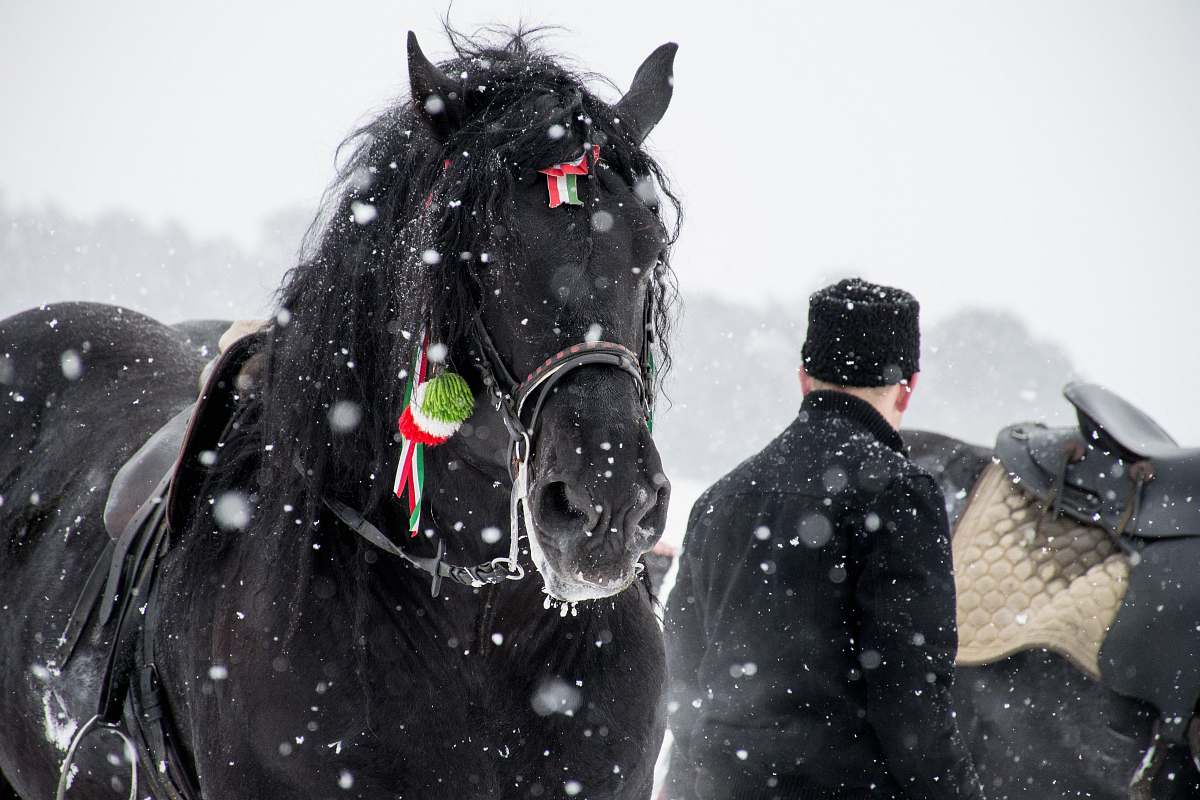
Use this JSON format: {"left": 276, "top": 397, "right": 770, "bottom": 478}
{"left": 798, "top": 278, "right": 921, "bottom": 430}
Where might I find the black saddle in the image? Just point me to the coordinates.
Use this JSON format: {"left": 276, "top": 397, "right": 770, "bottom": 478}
{"left": 101, "top": 332, "right": 265, "bottom": 540}
{"left": 103, "top": 405, "right": 193, "bottom": 539}
{"left": 995, "top": 382, "right": 1200, "bottom": 540}
{"left": 57, "top": 330, "right": 265, "bottom": 800}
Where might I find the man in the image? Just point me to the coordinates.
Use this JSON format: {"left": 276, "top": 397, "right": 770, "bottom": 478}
{"left": 663, "top": 279, "right": 985, "bottom": 800}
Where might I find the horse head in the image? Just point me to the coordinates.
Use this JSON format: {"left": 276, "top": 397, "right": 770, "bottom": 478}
{"left": 403, "top": 34, "right": 677, "bottom": 600}
{"left": 261, "top": 29, "right": 680, "bottom": 603}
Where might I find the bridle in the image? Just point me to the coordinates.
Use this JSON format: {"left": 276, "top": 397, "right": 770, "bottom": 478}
{"left": 469, "top": 310, "right": 653, "bottom": 480}
{"left": 321, "top": 299, "right": 657, "bottom": 596}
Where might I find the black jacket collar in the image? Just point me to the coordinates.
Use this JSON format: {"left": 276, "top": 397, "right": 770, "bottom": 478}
{"left": 801, "top": 390, "right": 906, "bottom": 453}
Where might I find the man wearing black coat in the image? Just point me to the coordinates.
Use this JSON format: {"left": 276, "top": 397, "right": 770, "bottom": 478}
{"left": 664, "top": 279, "right": 985, "bottom": 800}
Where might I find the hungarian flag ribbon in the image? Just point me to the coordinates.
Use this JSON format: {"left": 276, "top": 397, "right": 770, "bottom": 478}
{"left": 394, "top": 330, "right": 430, "bottom": 536}
{"left": 539, "top": 145, "right": 600, "bottom": 208}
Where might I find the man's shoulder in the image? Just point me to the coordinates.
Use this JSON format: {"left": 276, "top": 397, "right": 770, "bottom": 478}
{"left": 694, "top": 421, "right": 813, "bottom": 503}
{"left": 695, "top": 415, "right": 936, "bottom": 499}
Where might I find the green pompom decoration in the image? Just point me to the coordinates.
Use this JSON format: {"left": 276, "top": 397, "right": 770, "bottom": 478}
{"left": 419, "top": 371, "right": 475, "bottom": 424}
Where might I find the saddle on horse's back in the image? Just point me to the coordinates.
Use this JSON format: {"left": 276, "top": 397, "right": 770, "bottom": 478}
{"left": 54, "top": 322, "right": 267, "bottom": 800}
{"left": 995, "top": 382, "right": 1200, "bottom": 541}
{"left": 957, "top": 382, "right": 1200, "bottom": 743}
{"left": 102, "top": 321, "right": 267, "bottom": 540}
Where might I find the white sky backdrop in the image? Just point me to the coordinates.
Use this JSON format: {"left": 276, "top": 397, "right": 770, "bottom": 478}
{"left": 2, "top": 1, "right": 1198, "bottom": 440}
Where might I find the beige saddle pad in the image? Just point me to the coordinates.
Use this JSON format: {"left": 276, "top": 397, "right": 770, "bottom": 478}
{"left": 954, "top": 463, "right": 1131, "bottom": 679}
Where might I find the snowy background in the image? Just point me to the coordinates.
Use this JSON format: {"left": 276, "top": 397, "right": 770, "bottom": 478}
{"left": 3, "top": 1, "right": 1199, "bottom": 543}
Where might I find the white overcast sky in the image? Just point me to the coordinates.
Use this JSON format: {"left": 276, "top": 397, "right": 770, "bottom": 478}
{"left": 2, "top": 1, "right": 1198, "bottom": 439}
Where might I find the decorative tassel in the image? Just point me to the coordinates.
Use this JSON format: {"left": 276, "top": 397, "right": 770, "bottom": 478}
{"left": 393, "top": 331, "right": 475, "bottom": 536}
{"left": 397, "top": 372, "right": 474, "bottom": 446}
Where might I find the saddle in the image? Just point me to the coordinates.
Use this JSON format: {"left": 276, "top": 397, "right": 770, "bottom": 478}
{"left": 57, "top": 325, "right": 265, "bottom": 800}
{"left": 959, "top": 382, "right": 1200, "bottom": 745}
{"left": 994, "top": 382, "right": 1200, "bottom": 540}
{"left": 102, "top": 322, "right": 267, "bottom": 540}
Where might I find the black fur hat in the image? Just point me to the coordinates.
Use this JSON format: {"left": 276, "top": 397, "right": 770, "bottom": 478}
{"left": 801, "top": 278, "right": 920, "bottom": 387}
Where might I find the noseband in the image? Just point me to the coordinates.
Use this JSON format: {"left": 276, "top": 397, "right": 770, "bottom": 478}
{"left": 469, "top": 314, "right": 652, "bottom": 480}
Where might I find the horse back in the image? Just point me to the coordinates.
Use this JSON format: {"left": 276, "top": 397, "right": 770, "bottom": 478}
{"left": 0, "top": 302, "right": 203, "bottom": 797}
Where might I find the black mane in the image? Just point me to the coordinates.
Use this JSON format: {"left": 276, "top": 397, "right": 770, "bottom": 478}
{"left": 216, "top": 27, "right": 681, "bottom": 542}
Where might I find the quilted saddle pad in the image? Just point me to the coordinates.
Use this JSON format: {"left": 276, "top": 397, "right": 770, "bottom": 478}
{"left": 954, "top": 463, "right": 1131, "bottom": 679}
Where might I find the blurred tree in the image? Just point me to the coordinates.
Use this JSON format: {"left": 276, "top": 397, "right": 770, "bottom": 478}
{"left": 905, "top": 309, "right": 1079, "bottom": 446}
{"left": 0, "top": 194, "right": 281, "bottom": 321}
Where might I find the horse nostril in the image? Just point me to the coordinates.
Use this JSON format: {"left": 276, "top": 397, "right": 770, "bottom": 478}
{"left": 533, "top": 480, "right": 598, "bottom": 534}
{"left": 628, "top": 479, "right": 671, "bottom": 542}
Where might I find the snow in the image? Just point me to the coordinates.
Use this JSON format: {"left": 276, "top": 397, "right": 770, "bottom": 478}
{"left": 349, "top": 201, "right": 377, "bottom": 225}
{"left": 798, "top": 514, "right": 833, "bottom": 548}
{"left": 328, "top": 400, "right": 362, "bottom": 433}
{"left": 590, "top": 210, "right": 614, "bottom": 233}
{"left": 530, "top": 677, "right": 582, "bottom": 717}
{"left": 41, "top": 689, "right": 78, "bottom": 752}
{"left": 212, "top": 491, "right": 251, "bottom": 531}
{"left": 59, "top": 349, "right": 83, "bottom": 380}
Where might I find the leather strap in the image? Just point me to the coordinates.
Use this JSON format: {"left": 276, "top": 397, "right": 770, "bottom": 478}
{"left": 59, "top": 538, "right": 115, "bottom": 663}
{"left": 321, "top": 495, "right": 523, "bottom": 596}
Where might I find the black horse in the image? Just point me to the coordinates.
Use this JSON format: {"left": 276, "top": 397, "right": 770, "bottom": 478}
{"left": 0, "top": 29, "right": 681, "bottom": 799}
{"left": 906, "top": 431, "right": 1200, "bottom": 800}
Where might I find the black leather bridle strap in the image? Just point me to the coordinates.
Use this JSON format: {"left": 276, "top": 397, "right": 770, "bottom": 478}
{"left": 293, "top": 458, "right": 523, "bottom": 596}
{"left": 517, "top": 343, "right": 647, "bottom": 446}
{"left": 469, "top": 313, "right": 651, "bottom": 473}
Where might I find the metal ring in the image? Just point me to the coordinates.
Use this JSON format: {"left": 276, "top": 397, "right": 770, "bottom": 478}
{"left": 490, "top": 557, "right": 525, "bottom": 580}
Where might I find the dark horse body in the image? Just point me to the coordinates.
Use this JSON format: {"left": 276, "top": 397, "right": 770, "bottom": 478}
{"left": 1, "top": 31, "right": 680, "bottom": 799}
{"left": 906, "top": 431, "right": 1200, "bottom": 800}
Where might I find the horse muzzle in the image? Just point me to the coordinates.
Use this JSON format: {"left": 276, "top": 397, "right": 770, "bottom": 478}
{"left": 525, "top": 437, "right": 670, "bottom": 602}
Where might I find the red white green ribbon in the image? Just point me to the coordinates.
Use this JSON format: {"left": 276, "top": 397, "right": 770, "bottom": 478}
{"left": 394, "top": 331, "right": 430, "bottom": 536}
{"left": 539, "top": 145, "right": 600, "bottom": 208}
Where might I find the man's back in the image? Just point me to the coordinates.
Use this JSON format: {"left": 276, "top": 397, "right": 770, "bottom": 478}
{"left": 664, "top": 390, "right": 983, "bottom": 800}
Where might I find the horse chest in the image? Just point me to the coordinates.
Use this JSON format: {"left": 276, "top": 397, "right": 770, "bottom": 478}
{"left": 177, "top": 583, "right": 663, "bottom": 798}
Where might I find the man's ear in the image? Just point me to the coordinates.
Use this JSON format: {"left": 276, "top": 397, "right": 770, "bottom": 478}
{"left": 798, "top": 364, "right": 814, "bottom": 396}
{"left": 895, "top": 372, "right": 919, "bottom": 413}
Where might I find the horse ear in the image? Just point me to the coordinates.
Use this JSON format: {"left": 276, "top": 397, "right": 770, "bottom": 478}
{"left": 407, "top": 31, "right": 465, "bottom": 141}
{"left": 614, "top": 43, "right": 678, "bottom": 144}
